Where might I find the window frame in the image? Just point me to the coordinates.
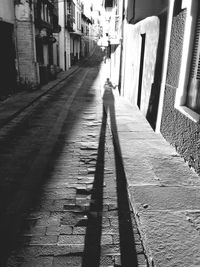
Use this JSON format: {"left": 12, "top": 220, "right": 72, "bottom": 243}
{"left": 175, "top": 0, "right": 200, "bottom": 122}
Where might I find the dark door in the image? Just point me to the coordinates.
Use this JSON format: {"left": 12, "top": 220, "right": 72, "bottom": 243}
{"left": 0, "top": 22, "right": 16, "bottom": 98}
{"left": 137, "top": 33, "right": 146, "bottom": 108}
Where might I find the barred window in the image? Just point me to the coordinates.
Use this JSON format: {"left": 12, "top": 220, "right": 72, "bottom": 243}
{"left": 187, "top": 9, "right": 200, "bottom": 113}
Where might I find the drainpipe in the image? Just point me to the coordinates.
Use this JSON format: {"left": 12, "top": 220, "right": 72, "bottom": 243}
{"left": 155, "top": 0, "right": 175, "bottom": 133}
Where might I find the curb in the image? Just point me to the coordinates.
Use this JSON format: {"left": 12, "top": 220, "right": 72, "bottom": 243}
{"left": 0, "top": 46, "right": 99, "bottom": 128}
{"left": 0, "top": 57, "right": 89, "bottom": 128}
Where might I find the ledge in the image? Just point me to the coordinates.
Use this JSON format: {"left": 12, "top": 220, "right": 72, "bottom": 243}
{"left": 175, "top": 105, "right": 200, "bottom": 123}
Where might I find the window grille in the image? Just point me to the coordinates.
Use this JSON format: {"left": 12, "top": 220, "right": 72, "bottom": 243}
{"left": 187, "top": 9, "right": 200, "bottom": 112}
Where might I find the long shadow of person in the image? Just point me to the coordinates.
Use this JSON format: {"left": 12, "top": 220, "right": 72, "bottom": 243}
{"left": 82, "top": 78, "right": 138, "bottom": 267}
{"left": 103, "top": 79, "right": 138, "bottom": 267}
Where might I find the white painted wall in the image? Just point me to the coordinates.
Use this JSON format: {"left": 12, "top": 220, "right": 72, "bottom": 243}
{"left": 58, "top": 0, "right": 66, "bottom": 70}
{"left": 66, "top": 31, "right": 71, "bottom": 69}
{"left": 0, "top": 0, "right": 14, "bottom": 24}
{"left": 53, "top": 34, "right": 59, "bottom": 66}
{"left": 121, "top": 17, "right": 160, "bottom": 116}
{"left": 43, "top": 45, "right": 48, "bottom": 65}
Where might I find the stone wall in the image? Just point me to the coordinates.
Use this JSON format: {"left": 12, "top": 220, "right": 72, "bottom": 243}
{"left": 15, "top": 1, "right": 39, "bottom": 87}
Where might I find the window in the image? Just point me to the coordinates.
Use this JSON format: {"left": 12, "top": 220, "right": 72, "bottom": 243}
{"left": 186, "top": 11, "right": 200, "bottom": 113}
{"left": 175, "top": 0, "right": 200, "bottom": 122}
{"left": 67, "top": 2, "right": 71, "bottom": 14}
{"left": 41, "top": 3, "right": 44, "bottom": 20}
{"left": 41, "top": 2, "right": 51, "bottom": 24}
{"left": 44, "top": 5, "right": 47, "bottom": 21}
{"left": 72, "top": 3, "right": 75, "bottom": 22}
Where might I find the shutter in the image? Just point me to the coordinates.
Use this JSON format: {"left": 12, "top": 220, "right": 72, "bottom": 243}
{"left": 187, "top": 10, "right": 200, "bottom": 112}
{"left": 34, "top": 0, "right": 41, "bottom": 22}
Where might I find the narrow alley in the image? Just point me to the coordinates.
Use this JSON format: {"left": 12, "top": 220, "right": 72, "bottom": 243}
{"left": 2, "top": 0, "right": 200, "bottom": 266}
{"left": 1, "top": 44, "right": 200, "bottom": 266}
{"left": 0, "top": 50, "right": 147, "bottom": 266}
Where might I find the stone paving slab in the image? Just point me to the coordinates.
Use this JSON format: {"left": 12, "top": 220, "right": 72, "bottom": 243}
{"left": 136, "top": 210, "right": 200, "bottom": 267}
{"left": 130, "top": 186, "right": 200, "bottom": 211}
{"left": 111, "top": 94, "right": 200, "bottom": 266}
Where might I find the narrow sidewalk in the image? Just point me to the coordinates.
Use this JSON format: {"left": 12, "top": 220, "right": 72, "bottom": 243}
{"left": 106, "top": 83, "right": 200, "bottom": 266}
{"left": 0, "top": 58, "right": 88, "bottom": 128}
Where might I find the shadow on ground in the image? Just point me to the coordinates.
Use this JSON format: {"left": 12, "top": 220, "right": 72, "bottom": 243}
{"left": 82, "top": 79, "right": 138, "bottom": 267}
{"left": 0, "top": 48, "right": 105, "bottom": 266}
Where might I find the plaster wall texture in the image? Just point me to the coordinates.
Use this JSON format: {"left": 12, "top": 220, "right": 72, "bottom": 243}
{"left": 122, "top": 17, "right": 160, "bottom": 116}
{"left": 0, "top": 0, "right": 14, "bottom": 24}
{"left": 16, "top": 20, "right": 38, "bottom": 85}
{"left": 66, "top": 31, "right": 71, "bottom": 69}
{"left": 53, "top": 34, "right": 59, "bottom": 66}
{"left": 58, "top": 1, "right": 66, "bottom": 71}
{"left": 43, "top": 45, "right": 48, "bottom": 66}
{"left": 161, "top": 9, "right": 200, "bottom": 174}
{"left": 73, "top": 38, "right": 80, "bottom": 57}
{"left": 15, "top": 0, "right": 31, "bottom": 22}
{"left": 110, "top": 44, "right": 121, "bottom": 87}
{"left": 122, "top": 23, "right": 139, "bottom": 104}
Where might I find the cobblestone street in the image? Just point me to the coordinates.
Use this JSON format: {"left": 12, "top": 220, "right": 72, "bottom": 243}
{"left": 2, "top": 0, "right": 200, "bottom": 265}
{"left": 0, "top": 51, "right": 148, "bottom": 266}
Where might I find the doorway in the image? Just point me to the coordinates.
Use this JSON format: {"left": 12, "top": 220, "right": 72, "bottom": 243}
{"left": 137, "top": 33, "right": 146, "bottom": 108}
{"left": 0, "top": 22, "right": 16, "bottom": 98}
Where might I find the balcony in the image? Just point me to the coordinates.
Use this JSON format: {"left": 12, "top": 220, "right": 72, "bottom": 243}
{"left": 52, "top": 13, "right": 61, "bottom": 33}
{"left": 104, "top": 0, "right": 114, "bottom": 8}
{"left": 34, "top": 0, "right": 58, "bottom": 31}
{"left": 65, "top": 14, "right": 75, "bottom": 32}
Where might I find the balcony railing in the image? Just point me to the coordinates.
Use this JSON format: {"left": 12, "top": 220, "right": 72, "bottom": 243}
{"left": 34, "top": 1, "right": 54, "bottom": 31}
{"left": 65, "top": 14, "right": 75, "bottom": 32}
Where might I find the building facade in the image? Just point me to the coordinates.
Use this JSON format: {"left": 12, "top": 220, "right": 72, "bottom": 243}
{"left": 109, "top": 0, "right": 200, "bottom": 175}
{"left": 69, "top": 0, "right": 82, "bottom": 65}
{"left": 159, "top": 0, "right": 200, "bottom": 174}
{"left": 34, "top": 0, "right": 60, "bottom": 85}
{"left": 82, "top": 0, "right": 102, "bottom": 56}
{"left": 121, "top": 0, "right": 168, "bottom": 129}
{"left": 14, "top": 0, "right": 60, "bottom": 88}
{"left": 59, "top": 0, "right": 100, "bottom": 71}
{"left": 102, "top": 0, "right": 124, "bottom": 87}
{"left": 0, "top": 0, "right": 100, "bottom": 96}
{"left": 59, "top": 0, "right": 84, "bottom": 70}
{"left": 81, "top": 11, "right": 92, "bottom": 58}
